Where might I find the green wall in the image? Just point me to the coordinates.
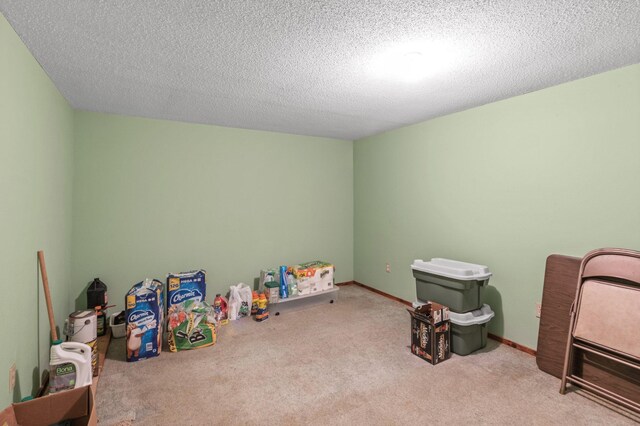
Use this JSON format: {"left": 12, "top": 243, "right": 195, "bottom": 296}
{"left": 3, "top": 7, "right": 640, "bottom": 409}
{"left": 0, "top": 14, "right": 74, "bottom": 407}
{"left": 354, "top": 64, "right": 640, "bottom": 349}
{"left": 71, "top": 112, "right": 353, "bottom": 308}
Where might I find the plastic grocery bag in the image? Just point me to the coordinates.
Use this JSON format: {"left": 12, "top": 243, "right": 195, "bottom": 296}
{"left": 228, "top": 283, "right": 252, "bottom": 320}
{"left": 167, "top": 299, "right": 217, "bottom": 352}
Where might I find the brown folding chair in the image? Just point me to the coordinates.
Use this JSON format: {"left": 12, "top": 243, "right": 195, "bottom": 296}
{"left": 560, "top": 248, "right": 640, "bottom": 413}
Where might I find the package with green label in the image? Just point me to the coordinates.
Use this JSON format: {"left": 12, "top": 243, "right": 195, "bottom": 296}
{"left": 50, "top": 363, "right": 76, "bottom": 392}
{"left": 168, "top": 299, "right": 217, "bottom": 352}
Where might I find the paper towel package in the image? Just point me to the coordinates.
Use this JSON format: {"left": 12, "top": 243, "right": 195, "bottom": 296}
{"left": 292, "top": 261, "right": 334, "bottom": 293}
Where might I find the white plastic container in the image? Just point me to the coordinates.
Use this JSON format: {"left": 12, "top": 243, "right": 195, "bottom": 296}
{"left": 448, "top": 304, "right": 495, "bottom": 355}
{"left": 110, "top": 310, "right": 126, "bottom": 338}
{"left": 49, "top": 341, "right": 92, "bottom": 393}
{"left": 411, "top": 258, "right": 492, "bottom": 312}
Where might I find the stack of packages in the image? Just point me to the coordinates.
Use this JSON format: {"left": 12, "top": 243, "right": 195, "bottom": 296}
{"left": 410, "top": 258, "right": 494, "bottom": 356}
{"left": 166, "top": 270, "right": 217, "bottom": 352}
{"left": 124, "top": 269, "right": 221, "bottom": 362}
{"left": 292, "top": 261, "right": 334, "bottom": 295}
{"left": 259, "top": 261, "right": 335, "bottom": 303}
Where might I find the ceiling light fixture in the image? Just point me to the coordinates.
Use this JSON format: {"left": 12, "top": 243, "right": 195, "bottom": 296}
{"left": 371, "top": 49, "right": 429, "bottom": 83}
{"left": 370, "top": 41, "right": 458, "bottom": 83}
{"left": 398, "top": 51, "right": 428, "bottom": 82}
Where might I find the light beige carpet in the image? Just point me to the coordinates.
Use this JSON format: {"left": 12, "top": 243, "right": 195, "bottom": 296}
{"left": 96, "top": 285, "right": 638, "bottom": 425}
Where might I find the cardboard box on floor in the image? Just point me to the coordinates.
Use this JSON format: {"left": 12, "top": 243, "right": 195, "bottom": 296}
{"left": 0, "top": 384, "right": 95, "bottom": 426}
{"left": 408, "top": 302, "right": 451, "bottom": 365}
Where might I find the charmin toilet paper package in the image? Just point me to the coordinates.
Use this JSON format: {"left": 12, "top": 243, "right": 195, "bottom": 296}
{"left": 125, "top": 279, "right": 164, "bottom": 362}
{"left": 166, "top": 270, "right": 206, "bottom": 313}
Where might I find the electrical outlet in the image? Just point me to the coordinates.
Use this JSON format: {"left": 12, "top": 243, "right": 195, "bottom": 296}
{"left": 536, "top": 303, "right": 542, "bottom": 318}
{"left": 385, "top": 263, "right": 391, "bottom": 273}
{"left": 9, "top": 363, "right": 16, "bottom": 392}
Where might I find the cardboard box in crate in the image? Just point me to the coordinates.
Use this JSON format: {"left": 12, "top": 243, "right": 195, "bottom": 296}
{"left": 408, "top": 302, "right": 451, "bottom": 365}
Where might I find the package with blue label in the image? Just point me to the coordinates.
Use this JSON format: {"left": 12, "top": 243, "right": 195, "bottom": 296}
{"left": 167, "top": 270, "right": 206, "bottom": 311}
{"left": 166, "top": 270, "right": 214, "bottom": 352}
{"left": 125, "top": 278, "right": 164, "bottom": 362}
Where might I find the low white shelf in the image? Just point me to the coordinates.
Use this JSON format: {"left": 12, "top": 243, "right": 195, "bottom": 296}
{"left": 268, "top": 286, "right": 339, "bottom": 315}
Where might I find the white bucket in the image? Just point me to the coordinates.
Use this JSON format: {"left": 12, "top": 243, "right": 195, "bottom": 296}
{"left": 65, "top": 310, "right": 98, "bottom": 376}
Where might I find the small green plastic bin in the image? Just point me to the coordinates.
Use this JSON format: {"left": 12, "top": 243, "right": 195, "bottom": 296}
{"left": 411, "top": 258, "right": 492, "bottom": 313}
{"left": 449, "top": 304, "right": 495, "bottom": 356}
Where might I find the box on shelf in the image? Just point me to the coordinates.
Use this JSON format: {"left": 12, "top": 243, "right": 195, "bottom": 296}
{"left": 264, "top": 281, "right": 279, "bottom": 303}
{"left": 259, "top": 269, "right": 279, "bottom": 292}
{"left": 297, "top": 279, "right": 311, "bottom": 295}
{"left": 293, "top": 261, "right": 334, "bottom": 293}
{"left": 408, "top": 301, "right": 451, "bottom": 365}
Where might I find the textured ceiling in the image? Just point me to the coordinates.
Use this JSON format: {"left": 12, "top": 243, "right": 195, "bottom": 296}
{"left": 2, "top": 1, "right": 639, "bottom": 140}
